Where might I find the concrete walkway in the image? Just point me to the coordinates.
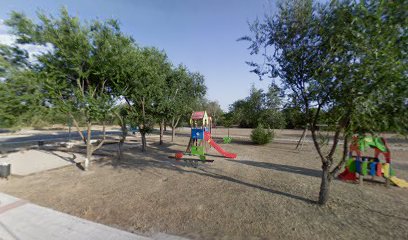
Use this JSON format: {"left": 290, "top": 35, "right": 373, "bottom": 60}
{"left": 0, "top": 192, "right": 151, "bottom": 240}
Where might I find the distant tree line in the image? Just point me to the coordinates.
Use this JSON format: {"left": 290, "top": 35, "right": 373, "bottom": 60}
{"left": 225, "top": 84, "right": 285, "bottom": 129}
{"left": 219, "top": 84, "right": 311, "bottom": 130}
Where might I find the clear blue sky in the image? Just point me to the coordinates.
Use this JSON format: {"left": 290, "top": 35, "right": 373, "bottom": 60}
{"left": 0, "top": 0, "right": 275, "bottom": 111}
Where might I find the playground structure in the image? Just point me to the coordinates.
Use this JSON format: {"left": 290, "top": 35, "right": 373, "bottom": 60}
{"left": 174, "top": 111, "right": 236, "bottom": 166}
{"left": 338, "top": 136, "right": 408, "bottom": 188}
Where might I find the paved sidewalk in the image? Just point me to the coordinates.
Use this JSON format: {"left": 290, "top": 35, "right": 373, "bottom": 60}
{"left": 0, "top": 193, "right": 188, "bottom": 240}
{"left": 0, "top": 192, "right": 151, "bottom": 240}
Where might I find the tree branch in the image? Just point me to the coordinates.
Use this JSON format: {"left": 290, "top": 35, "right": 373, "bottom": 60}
{"left": 330, "top": 132, "right": 350, "bottom": 176}
{"left": 326, "top": 126, "right": 342, "bottom": 159}
{"left": 175, "top": 116, "right": 180, "bottom": 128}
{"left": 308, "top": 100, "right": 326, "bottom": 163}
{"left": 70, "top": 113, "right": 86, "bottom": 144}
{"left": 93, "top": 138, "right": 106, "bottom": 152}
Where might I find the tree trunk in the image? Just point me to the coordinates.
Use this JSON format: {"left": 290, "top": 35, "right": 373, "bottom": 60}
{"left": 318, "top": 162, "right": 332, "bottom": 205}
{"left": 70, "top": 114, "right": 86, "bottom": 144}
{"left": 117, "top": 129, "right": 126, "bottom": 161}
{"left": 330, "top": 133, "right": 350, "bottom": 176}
{"left": 171, "top": 127, "right": 176, "bottom": 142}
{"left": 117, "top": 140, "right": 124, "bottom": 162}
{"left": 117, "top": 123, "right": 126, "bottom": 161}
{"left": 140, "top": 97, "right": 147, "bottom": 152}
{"left": 102, "top": 120, "right": 106, "bottom": 139}
{"left": 159, "top": 119, "right": 164, "bottom": 145}
{"left": 309, "top": 121, "right": 335, "bottom": 205}
{"left": 141, "top": 132, "right": 147, "bottom": 152}
{"left": 84, "top": 122, "right": 92, "bottom": 171}
{"left": 115, "top": 112, "right": 127, "bottom": 161}
{"left": 170, "top": 116, "right": 180, "bottom": 142}
{"left": 186, "top": 136, "right": 193, "bottom": 153}
{"left": 295, "top": 127, "right": 307, "bottom": 150}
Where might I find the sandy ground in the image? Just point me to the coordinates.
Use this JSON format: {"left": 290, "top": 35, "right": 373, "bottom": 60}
{"left": 0, "top": 149, "right": 85, "bottom": 176}
{"left": 1, "top": 129, "right": 408, "bottom": 239}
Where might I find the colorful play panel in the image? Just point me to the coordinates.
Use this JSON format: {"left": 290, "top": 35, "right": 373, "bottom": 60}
{"left": 338, "top": 136, "right": 408, "bottom": 188}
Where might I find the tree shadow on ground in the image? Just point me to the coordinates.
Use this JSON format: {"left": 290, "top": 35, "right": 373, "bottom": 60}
{"left": 224, "top": 139, "right": 303, "bottom": 154}
{"left": 38, "top": 149, "right": 77, "bottom": 164}
{"left": 0, "top": 130, "right": 120, "bottom": 147}
{"left": 269, "top": 141, "right": 314, "bottom": 153}
{"left": 149, "top": 141, "right": 187, "bottom": 149}
{"left": 196, "top": 168, "right": 316, "bottom": 204}
{"left": 203, "top": 153, "right": 229, "bottom": 158}
{"left": 339, "top": 200, "right": 408, "bottom": 222}
{"left": 39, "top": 148, "right": 85, "bottom": 170}
{"left": 226, "top": 159, "right": 322, "bottom": 178}
{"left": 101, "top": 143, "right": 316, "bottom": 204}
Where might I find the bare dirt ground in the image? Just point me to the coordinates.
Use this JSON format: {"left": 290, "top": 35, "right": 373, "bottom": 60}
{"left": 1, "top": 129, "right": 408, "bottom": 239}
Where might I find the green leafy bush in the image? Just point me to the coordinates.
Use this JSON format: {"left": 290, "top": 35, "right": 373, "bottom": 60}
{"left": 251, "top": 124, "right": 274, "bottom": 145}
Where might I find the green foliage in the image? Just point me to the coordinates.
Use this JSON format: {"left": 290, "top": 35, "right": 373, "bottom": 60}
{"left": 250, "top": 124, "right": 274, "bottom": 145}
{"left": 223, "top": 136, "right": 232, "bottom": 144}
{"left": 229, "top": 84, "right": 285, "bottom": 128}
{"left": 162, "top": 66, "right": 207, "bottom": 129}
{"left": 242, "top": 0, "right": 407, "bottom": 135}
{"left": 242, "top": 0, "right": 407, "bottom": 204}
{"left": 259, "top": 109, "right": 286, "bottom": 129}
{"left": 0, "top": 68, "right": 50, "bottom": 128}
{"left": 0, "top": 44, "right": 56, "bottom": 128}
{"left": 0, "top": 6, "right": 210, "bottom": 157}
{"left": 3, "top": 7, "right": 208, "bottom": 147}
{"left": 198, "top": 99, "right": 223, "bottom": 126}
{"left": 220, "top": 112, "right": 234, "bottom": 128}
{"left": 169, "top": 67, "right": 205, "bottom": 115}
{"left": 281, "top": 106, "right": 306, "bottom": 129}
{"left": 319, "top": 0, "right": 408, "bottom": 135}
{"left": 6, "top": 8, "right": 134, "bottom": 127}
{"left": 117, "top": 47, "right": 172, "bottom": 136}
{"left": 0, "top": 44, "right": 30, "bottom": 74}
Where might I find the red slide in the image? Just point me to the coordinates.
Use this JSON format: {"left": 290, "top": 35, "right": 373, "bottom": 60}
{"left": 204, "top": 132, "right": 237, "bottom": 159}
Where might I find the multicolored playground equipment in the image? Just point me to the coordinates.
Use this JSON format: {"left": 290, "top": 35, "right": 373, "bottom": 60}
{"left": 174, "top": 111, "right": 237, "bottom": 166}
{"left": 338, "top": 136, "right": 408, "bottom": 188}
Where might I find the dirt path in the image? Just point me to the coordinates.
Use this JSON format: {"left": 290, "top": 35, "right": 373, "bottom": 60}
{"left": 1, "top": 133, "right": 408, "bottom": 239}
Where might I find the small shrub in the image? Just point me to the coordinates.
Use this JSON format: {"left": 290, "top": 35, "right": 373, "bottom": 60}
{"left": 251, "top": 124, "right": 274, "bottom": 145}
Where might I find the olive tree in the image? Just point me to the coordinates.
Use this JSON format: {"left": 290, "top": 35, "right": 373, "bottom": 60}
{"left": 118, "top": 47, "right": 170, "bottom": 151}
{"left": 6, "top": 8, "right": 135, "bottom": 170}
{"left": 241, "top": 0, "right": 407, "bottom": 204}
{"left": 167, "top": 69, "right": 206, "bottom": 142}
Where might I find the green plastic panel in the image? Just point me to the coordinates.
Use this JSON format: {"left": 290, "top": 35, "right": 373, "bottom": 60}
{"left": 191, "top": 146, "right": 204, "bottom": 156}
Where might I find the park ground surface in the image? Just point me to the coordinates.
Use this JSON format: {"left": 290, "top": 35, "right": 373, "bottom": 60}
{"left": 1, "top": 128, "right": 408, "bottom": 239}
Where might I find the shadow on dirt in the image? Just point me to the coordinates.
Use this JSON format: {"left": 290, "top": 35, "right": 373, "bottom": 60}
{"left": 99, "top": 141, "right": 317, "bottom": 205}
{"left": 38, "top": 148, "right": 86, "bottom": 171}
{"left": 226, "top": 159, "right": 322, "bottom": 178}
